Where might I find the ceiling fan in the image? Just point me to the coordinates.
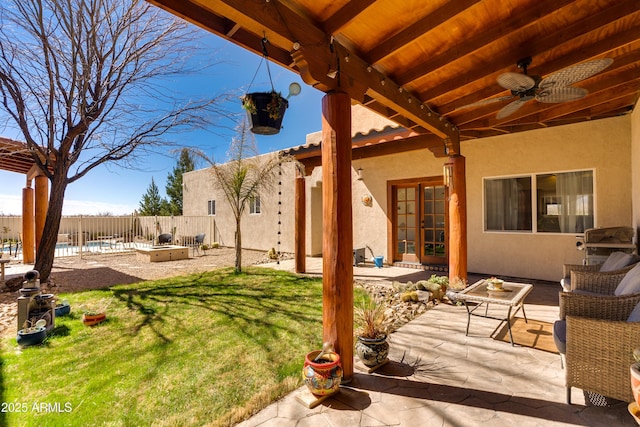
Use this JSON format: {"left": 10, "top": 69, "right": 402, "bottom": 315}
{"left": 462, "top": 57, "right": 613, "bottom": 119}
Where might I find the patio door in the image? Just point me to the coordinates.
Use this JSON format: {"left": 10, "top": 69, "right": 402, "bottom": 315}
{"left": 391, "top": 179, "right": 448, "bottom": 265}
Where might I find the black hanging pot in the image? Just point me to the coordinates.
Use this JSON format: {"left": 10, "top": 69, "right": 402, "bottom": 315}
{"left": 242, "top": 91, "right": 288, "bottom": 135}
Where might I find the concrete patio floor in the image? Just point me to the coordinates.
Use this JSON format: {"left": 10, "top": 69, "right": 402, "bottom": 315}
{"left": 245, "top": 258, "right": 636, "bottom": 427}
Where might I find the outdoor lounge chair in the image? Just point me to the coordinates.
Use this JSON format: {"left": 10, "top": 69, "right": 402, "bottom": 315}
{"left": 158, "top": 233, "right": 172, "bottom": 245}
{"left": 188, "top": 233, "right": 205, "bottom": 255}
{"left": 557, "top": 264, "right": 640, "bottom": 404}
{"left": 560, "top": 251, "right": 639, "bottom": 292}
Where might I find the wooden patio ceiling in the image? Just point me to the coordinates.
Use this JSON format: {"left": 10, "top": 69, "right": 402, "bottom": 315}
{"left": 0, "top": 137, "right": 37, "bottom": 175}
{"left": 149, "top": 0, "right": 640, "bottom": 157}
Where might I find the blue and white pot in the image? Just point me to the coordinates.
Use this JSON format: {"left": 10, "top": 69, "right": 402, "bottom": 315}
{"left": 355, "top": 335, "right": 389, "bottom": 367}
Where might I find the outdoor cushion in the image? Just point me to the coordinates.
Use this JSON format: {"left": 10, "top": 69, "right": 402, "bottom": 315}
{"left": 628, "top": 303, "right": 640, "bottom": 322}
{"left": 614, "top": 263, "right": 640, "bottom": 296}
{"left": 600, "top": 252, "right": 635, "bottom": 272}
{"left": 553, "top": 320, "right": 566, "bottom": 354}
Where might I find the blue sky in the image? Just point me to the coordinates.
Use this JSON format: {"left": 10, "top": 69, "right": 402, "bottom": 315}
{"left": 0, "top": 27, "right": 325, "bottom": 216}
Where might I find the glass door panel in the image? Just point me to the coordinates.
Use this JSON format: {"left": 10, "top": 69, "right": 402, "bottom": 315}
{"left": 421, "top": 184, "right": 447, "bottom": 264}
{"left": 394, "top": 186, "right": 418, "bottom": 262}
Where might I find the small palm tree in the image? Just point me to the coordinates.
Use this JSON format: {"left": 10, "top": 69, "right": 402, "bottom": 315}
{"left": 195, "top": 119, "right": 295, "bottom": 273}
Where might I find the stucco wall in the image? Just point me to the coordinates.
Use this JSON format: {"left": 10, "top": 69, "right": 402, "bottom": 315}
{"left": 632, "top": 99, "right": 640, "bottom": 244}
{"left": 183, "top": 154, "right": 297, "bottom": 253}
{"left": 185, "top": 110, "right": 634, "bottom": 282}
{"left": 463, "top": 116, "right": 631, "bottom": 281}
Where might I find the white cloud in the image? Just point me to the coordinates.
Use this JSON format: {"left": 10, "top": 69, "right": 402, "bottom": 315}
{"left": 0, "top": 194, "right": 136, "bottom": 216}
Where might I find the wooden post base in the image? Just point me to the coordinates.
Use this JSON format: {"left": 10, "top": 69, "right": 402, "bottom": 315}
{"left": 295, "top": 388, "right": 339, "bottom": 409}
{"left": 355, "top": 358, "right": 390, "bottom": 373}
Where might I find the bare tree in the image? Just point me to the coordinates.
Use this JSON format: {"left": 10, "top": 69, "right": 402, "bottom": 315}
{"left": 0, "top": 0, "right": 231, "bottom": 280}
{"left": 194, "top": 119, "right": 291, "bottom": 273}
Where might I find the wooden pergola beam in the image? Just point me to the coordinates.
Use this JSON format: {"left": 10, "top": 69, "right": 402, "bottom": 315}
{"left": 150, "top": 0, "right": 460, "bottom": 152}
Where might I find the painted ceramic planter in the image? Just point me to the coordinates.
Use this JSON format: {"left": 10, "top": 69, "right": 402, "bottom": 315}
{"left": 82, "top": 312, "right": 106, "bottom": 326}
{"left": 17, "top": 326, "right": 47, "bottom": 347}
{"left": 631, "top": 364, "right": 640, "bottom": 408}
{"left": 356, "top": 335, "right": 389, "bottom": 367}
{"left": 302, "top": 350, "right": 343, "bottom": 396}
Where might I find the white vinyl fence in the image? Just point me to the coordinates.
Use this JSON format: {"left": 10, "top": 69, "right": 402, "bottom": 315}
{"left": 0, "top": 215, "right": 220, "bottom": 260}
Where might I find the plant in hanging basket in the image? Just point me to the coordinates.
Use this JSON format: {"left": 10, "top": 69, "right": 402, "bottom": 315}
{"left": 241, "top": 91, "right": 288, "bottom": 135}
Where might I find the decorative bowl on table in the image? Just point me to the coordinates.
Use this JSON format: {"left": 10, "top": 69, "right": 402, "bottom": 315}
{"left": 486, "top": 278, "right": 504, "bottom": 290}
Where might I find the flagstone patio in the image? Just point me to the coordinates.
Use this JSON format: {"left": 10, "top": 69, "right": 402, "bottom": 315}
{"left": 246, "top": 258, "right": 636, "bottom": 427}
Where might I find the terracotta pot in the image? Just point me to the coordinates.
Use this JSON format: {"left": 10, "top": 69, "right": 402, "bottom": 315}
{"left": 302, "top": 350, "right": 342, "bottom": 396}
{"left": 82, "top": 312, "right": 106, "bottom": 326}
{"left": 631, "top": 364, "right": 640, "bottom": 408}
{"left": 356, "top": 335, "right": 389, "bottom": 367}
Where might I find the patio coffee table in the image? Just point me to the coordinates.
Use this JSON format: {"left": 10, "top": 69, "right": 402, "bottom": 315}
{"left": 457, "top": 279, "right": 533, "bottom": 346}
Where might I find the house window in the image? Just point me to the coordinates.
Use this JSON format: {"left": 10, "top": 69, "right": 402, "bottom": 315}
{"left": 207, "top": 200, "right": 216, "bottom": 216}
{"left": 484, "top": 170, "right": 594, "bottom": 234}
{"left": 249, "top": 196, "right": 261, "bottom": 214}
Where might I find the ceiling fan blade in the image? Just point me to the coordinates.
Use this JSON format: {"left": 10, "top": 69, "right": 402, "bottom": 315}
{"left": 536, "top": 86, "right": 588, "bottom": 103}
{"left": 455, "top": 95, "right": 514, "bottom": 111}
{"left": 496, "top": 99, "right": 528, "bottom": 119}
{"left": 496, "top": 72, "right": 535, "bottom": 92}
{"left": 539, "top": 58, "right": 613, "bottom": 89}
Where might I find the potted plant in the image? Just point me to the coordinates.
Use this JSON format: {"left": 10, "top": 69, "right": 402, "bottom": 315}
{"left": 354, "top": 299, "right": 389, "bottom": 368}
{"left": 82, "top": 298, "right": 111, "bottom": 326}
{"left": 241, "top": 91, "right": 288, "bottom": 135}
{"left": 17, "top": 319, "right": 47, "bottom": 347}
{"left": 631, "top": 348, "right": 640, "bottom": 416}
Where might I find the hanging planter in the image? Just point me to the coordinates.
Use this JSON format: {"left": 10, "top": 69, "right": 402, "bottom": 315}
{"left": 241, "top": 37, "right": 300, "bottom": 136}
{"left": 242, "top": 91, "right": 288, "bottom": 135}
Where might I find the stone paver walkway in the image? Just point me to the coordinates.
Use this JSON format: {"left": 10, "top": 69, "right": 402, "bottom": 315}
{"left": 244, "top": 259, "right": 635, "bottom": 427}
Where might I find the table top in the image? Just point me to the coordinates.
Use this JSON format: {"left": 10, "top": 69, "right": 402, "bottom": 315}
{"left": 457, "top": 279, "right": 533, "bottom": 306}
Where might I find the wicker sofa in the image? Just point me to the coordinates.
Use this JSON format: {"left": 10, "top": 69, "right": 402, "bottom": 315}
{"left": 559, "top": 269, "right": 640, "bottom": 404}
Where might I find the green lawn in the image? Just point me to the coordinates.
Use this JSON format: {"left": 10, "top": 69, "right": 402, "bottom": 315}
{"left": 0, "top": 267, "right": 346, "bottom": 427}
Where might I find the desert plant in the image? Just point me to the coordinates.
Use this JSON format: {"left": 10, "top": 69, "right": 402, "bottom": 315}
{"left": 448, "top": 276, "right": 468, "bottom": 290}
{"left": 354, "top": 299, "right": 387, "bottom": 339}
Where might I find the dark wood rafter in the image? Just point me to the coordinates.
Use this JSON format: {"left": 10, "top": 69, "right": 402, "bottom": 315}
{"left": 417, "top": 1, "right": 640, "bottom": 104}
{"left": 321, "top": 0, "right": 377, "bottom": 35}
{"left": 147, "top": 0, "right": 639, "bottom": 143}
{"left": 150, "top": 0, "right": 460, "bottom": 153}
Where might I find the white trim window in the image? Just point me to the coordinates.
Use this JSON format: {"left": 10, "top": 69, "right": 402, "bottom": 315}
{"left": 249, "top": 196, "right": 261, "bottom": 215}
{"left": 484, "top": 169, "right": 594, "bottom": 234}
{"left": 207, "top": 200, "right": 216, "bottom": 216}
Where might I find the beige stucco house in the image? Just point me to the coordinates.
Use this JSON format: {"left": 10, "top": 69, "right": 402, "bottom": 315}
{"left": 184, "top": 100, "right": 640, "bottom": 283}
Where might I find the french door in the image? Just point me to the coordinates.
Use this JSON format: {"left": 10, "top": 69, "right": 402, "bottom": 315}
{"left": 391, "top": 179, "right": 448, "bottom": 265}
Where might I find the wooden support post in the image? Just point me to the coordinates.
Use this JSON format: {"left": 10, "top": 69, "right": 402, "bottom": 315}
{"left": 446, "top": 155, "right": 467, "bottom": 283}
{"left": 22, "top": 186, "right": 35, "bottom": 264}
{"left": 35, "top": 174, "right": 49, "bottom": 253}
{"left": 321, "top": 91, "right": 354, "bottom": 381}
{"left": 294, "top": 168, "right": 306, "bottom": 273}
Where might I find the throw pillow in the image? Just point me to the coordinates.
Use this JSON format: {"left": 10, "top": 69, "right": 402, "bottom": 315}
{"left": 615, "top": 263, "right": 640, "bottom": 296}
{"left": 628, "top": 302, "right": 640, "bottom": 322}
{"left": 600, "top": 251, "right": 634, "bottom": 272}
